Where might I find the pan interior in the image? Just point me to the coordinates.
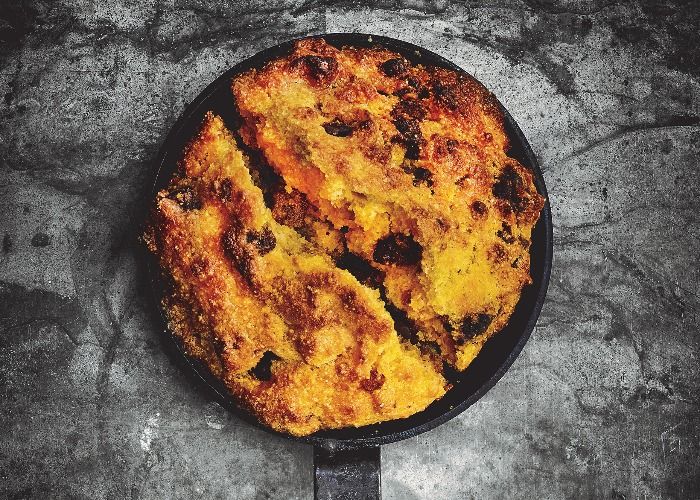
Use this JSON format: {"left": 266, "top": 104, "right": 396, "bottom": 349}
{"left": 148, "top": 33, "right": 552, "bottom": 449}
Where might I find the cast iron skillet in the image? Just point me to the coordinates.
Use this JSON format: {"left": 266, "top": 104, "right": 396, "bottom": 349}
{"left": 148, "top": 33, "right": 553, "bottom": 499}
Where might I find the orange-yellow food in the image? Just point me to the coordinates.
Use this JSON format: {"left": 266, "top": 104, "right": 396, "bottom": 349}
{"left": 233, "top": 39, "right": 544, "bottom": 370}
{"left": 145, "top": 38, "right": 544, "bottom": 436}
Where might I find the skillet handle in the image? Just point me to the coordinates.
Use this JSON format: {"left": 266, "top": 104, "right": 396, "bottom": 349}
{"left": 313, "top": 445, "right": 381, "bottom": 500}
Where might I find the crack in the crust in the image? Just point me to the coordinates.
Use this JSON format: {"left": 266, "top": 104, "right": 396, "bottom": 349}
{"left": 228, "top": 124, "right": 449, "bottom": 373}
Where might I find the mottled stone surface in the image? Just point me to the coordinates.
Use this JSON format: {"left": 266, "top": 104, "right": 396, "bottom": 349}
{"left": 1, "top": 1, "right": 698, "bottom": 498}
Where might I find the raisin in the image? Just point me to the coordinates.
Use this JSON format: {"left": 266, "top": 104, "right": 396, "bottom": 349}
{"left": 250, "top": 351, "right": 280, "bottom": 381}
{"left": 496, "top": 222, "right": 515, "bottom": 244}
{"left": 323, "top": 118, "right": 354, "bottom": 137}
{"left": 412, "top": 166, "right": 433, "bottom": 187}
{"left": 456, "top": 313, "right": 492, "bottom": 344}
{"left": 373, "top": 233, "right": 422, "bottom": 266}
{"left": 405, "top": 165, "right": 433, "bottom": 187}
{"left": 470, "top": 200, "right": 487, "bottom": 219}
{"left": 380, "top": 58, "right": 408, "bottom": 77}
{"left": 168, "top": 185, "right": 201, "bottom": 210}
{"left": 293, "top": 55, "right": 338, "bottom": 84}
{"left": 246, "top": 226, "right": 276, "bottom": 255}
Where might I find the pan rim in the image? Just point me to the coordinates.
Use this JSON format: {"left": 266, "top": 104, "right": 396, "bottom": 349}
{"left": 147, "top": 32, "right": 553, "bottom": 450}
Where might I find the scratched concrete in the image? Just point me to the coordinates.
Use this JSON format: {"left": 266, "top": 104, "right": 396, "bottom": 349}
{"left": 1, "top": 1, "right": 699, "bottom": 499}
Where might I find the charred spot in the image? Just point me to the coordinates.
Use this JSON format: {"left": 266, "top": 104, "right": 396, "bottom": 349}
{"left": 336, "top": 251, "right": 384, "bottom": 289}
{"left": 511, "top": 257, "right": 521, "bottom": 268}
{"left": 340, "top": 290, "right": 359, "bottom": 312}
{"left": 250, "top": 351, "right": 280, "bottom": 381}
{"left": 215, "top": 178, "right": 233, "bottom": 201}
{"left": 392, "top": 116, "right": 425, "bottom": 160}
{"left": 455, "top": 313, "right": 492, "bottom": 344}
{"left": 360, "top": 368, "right": 386, "bottom": 392}
{"left": 470, "top": 200, "right": 487, "bottom": 219}
{"left": 456, "top": 175, "right": 469, "bottom": 188}
{"left": 246, "top": 225, "right": 276, "bottom": 255}
{"left": 432, "top": 81, "right": 458, "bottom": 110}
{"left": 489, "top": 243, "right": 507, "bottom": 263}
{"left": 406, "top": 76, "right": 420, "bottom": 88}
{"left": 404, "top": 139, "right": 421, "bottom": 160}
{"left": 292, "top": 55, "right": 338, "bottom": 84}
{"left": 446, "top": 139, "right": 459, "bottom": 153}
{"left": 496, "top": 222, "right": 515, "bottom": 244}
{"left": 356, "top": 119, "right": 372, "bottom": 132}
{"left": 271, "top": 188, "right": 315, "bottom": 231}
{"left": 373, "top": 233, "right": 422, "bottom": 266}
{"left": 392, "top": 98, "right": 427, "bottom": 121}
{"left": 380, "top": 57, "right": 408, "bottom": 77}
{"left": 190, "top": 258, "right": 209, "bottom": 276}
{"left": 222, "top": 224, "right": 255, "bottom": 282}
{"left": 390, "top": 96, "right": 427, "bottom": 160}
{"left": 493, "top": 165, "right": 526, "bottom": 212}
{"left": 483, "top": 132, "right": 493, "bottom": 142}
{"left": 323, "top": 118, "right": 354, "bottom": 137}
{"left": 168, "top": 185, "right": 201, "bottom": 211}
{"left": 339, "top": 225, "right": 349, "bottom": 234}
{"left": 417, "top": 87, "right": 430, "bottom": 99}
{"left": 393, "top": 87, "right": 413, "bottom": 98}
{"left": 393, "top": 116, "right": 420, "bottom": 137}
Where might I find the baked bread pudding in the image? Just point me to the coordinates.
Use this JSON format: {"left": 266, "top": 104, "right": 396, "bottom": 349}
{"left": 145, "top": 38, "right": 544, "bottom": 436}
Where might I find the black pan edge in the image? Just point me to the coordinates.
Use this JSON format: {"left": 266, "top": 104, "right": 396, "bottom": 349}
{"left": 146, "top": 33, "right": 553, "bottom": 450}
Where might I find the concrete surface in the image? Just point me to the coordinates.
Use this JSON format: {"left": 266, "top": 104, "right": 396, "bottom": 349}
{"left": 1, "top": 1, "right": 699, "bottom": 498}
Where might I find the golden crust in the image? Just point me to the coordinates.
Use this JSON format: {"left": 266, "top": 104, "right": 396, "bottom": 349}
{"left": 232, "top": 38, "right": 545, "bottom": 370}
{"left": 145, "top": 113, "right": 447, "bottom": 436}
{"left": 146, "top": 38, "right": 544, "bottom": 436}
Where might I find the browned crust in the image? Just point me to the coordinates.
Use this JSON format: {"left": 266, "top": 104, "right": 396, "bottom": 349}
{"left": 145, "top": 37, "right": 545, "bottom": 435}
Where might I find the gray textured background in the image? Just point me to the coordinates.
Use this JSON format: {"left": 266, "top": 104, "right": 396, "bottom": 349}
{"left": 1, "top": 1, "right": 699, "bottom": 499}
